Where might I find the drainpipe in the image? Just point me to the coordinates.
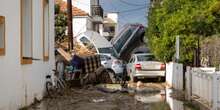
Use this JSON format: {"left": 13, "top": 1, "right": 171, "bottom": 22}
{"left": 67, "top": 0, "right": 73, "bottom": 50}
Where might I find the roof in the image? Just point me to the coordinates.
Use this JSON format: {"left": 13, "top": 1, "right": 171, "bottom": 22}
{"left": 56, "top": 1, "right": 89, "bottom": 16}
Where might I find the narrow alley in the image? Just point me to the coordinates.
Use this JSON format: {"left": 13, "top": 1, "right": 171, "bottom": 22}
{"left": 1, "top": 0, "right": 220, "bottom": 110}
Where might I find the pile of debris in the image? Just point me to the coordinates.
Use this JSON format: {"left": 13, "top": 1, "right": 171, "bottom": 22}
{"left": 56, "top": 41, "right": 95, "bottom": 57}
{"left": 73, "top": 43, "right": 96, "bottom": 56}
{"left": 56, "top": 41, "right": 114, "bottom": 86}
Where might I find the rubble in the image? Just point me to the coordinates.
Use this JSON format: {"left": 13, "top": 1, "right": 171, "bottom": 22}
{"left": 73, "top": 43, "right": 96, "bottom": 56}
{"left": 56, "top": 43, "right": 115, "bottom": 86}
{"left": 92, "top": 98, "right": 106, "bottom": 103}
{"left": 137, "top": 81, "right": 144, "bottom": 87}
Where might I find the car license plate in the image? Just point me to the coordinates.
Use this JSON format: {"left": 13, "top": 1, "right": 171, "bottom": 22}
{"left": 146, "top": 65, "right": 155, "bottom": 69}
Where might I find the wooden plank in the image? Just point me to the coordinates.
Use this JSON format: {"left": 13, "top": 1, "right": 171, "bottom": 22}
{"left": 0, "top": 16, "right": 4, "bottom": 24}
{"left": 57, "top": 48, "right": 72, "bottom": 61}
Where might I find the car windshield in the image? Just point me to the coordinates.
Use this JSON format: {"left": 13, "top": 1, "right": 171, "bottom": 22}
{"left": 137, "top": 54, "right": 155, "bottom": 61}
{"left": 98, "top": 47, "right": 117, "bottom": 57}
{"left": 98, "top": 47, "right": 113, "bottom": 53}
{"left": 100, "top": 55, "right": 111, "bottom": 61}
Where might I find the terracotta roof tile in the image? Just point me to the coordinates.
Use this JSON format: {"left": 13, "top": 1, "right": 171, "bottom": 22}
{"left": 56, "top": 0, "right": 88, "bottom": 16}
{"left": 72, "top": 7, "right": 89, "bottom": 16}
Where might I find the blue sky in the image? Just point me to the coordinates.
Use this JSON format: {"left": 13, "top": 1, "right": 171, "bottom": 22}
{"left": 100, "top": 0, "right": 150, "bottom": 27}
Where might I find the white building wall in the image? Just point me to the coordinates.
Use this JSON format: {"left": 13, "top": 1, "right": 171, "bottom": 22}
{"left": 86, "top": 17, "right": 93, "bottom": 31}
{"left": 107, "top": 13, "right": 118, "bottom": 24}
{"left": 0, "top": 0, "right": 55, "bottom": 110}
{"left": 107, "top": 13, "right": 119, "bottom": 32}
{"left": 73, "top": 17, "right": 87, "bottom": 37}
{"left": 99, "top": 24, "right": 103, "bottom": 36}
{"left": 73, "top": 16, "right": 93, "bottom": 37}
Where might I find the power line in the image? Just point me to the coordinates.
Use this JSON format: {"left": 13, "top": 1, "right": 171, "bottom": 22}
{"left": 107, "top": 0, "right": 146, "bottom": 27}
{"left": 119, "top": 6, "right": 146, "bottom": 13}
{"left": 107, "top": 0, "right": 130, "bottom": 27}
{"left": 108, "top": 0, "right": 128, "bottom": 22}
{"left": 118, "top": 0, "right": 147, "bottom": 6}
{"left": 106, "top": 0, "right": 146, "bottom": 14}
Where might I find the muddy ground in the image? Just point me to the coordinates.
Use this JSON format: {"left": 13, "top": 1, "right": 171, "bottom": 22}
{"left": 26, "top": 82, "right": 197, "bottom": 110}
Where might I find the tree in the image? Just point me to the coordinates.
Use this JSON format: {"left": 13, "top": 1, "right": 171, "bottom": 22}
{"left": 147, "top": 0, "right": 220, "bottom": 65}
{"left": 55, "top": 4, "right": 67, "bottom": 43}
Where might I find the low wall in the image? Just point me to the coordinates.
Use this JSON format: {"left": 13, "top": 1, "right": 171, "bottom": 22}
{"left": 166, "top": 62, "right": 183, "bottom": 90}
{"left": 185, "top": 67, "right": 220, "bottom": 110}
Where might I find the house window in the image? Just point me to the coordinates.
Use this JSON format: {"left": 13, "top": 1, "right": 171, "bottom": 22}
{"left": 0, "top": 16, "right": 5, "bottom": 56}
{"left": 21, "top": 0, "right": 33, "bottom": 64}
{"left": 43, "top": 0, "right": 49, "bottom": 61}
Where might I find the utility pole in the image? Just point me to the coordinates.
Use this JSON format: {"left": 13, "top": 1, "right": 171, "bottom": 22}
{"left": 196, "top": 37, "right": 200, "bottom": 67}
{"left": 194, "top": 36, "right": 201, "bottom": 67}
{"left": 176, "top": 35, "right": 180, "bottom": 63}
{"left": 67, "top": 0, "right": 73, "bottom": 50}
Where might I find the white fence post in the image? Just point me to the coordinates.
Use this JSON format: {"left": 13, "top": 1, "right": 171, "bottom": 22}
{"left": 173, "top": 65, "right": 220, "bottom": 109}
{"left": 166, "top": 62, "right": 183, "bottom": 90}
{"left": 185, "top": 66, "right": 192, "bottom": 101}
{"left": 212, "top": 73, "right": 218, "bottom": 110}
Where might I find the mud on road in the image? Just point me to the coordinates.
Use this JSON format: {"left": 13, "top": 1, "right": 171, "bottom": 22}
{"left": 26, "top": 81, "right": 198, "bottom": 110}
{"left": 27, "top": 82, "right": 171, "bottom": 110}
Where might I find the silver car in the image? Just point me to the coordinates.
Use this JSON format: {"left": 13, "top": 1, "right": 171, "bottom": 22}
{"left": 127, "top": 53, "right": 165, "bottom": 82}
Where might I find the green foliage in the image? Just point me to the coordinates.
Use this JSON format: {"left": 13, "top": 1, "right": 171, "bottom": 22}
{"left": 55, "top": 4, "right": 60, "bottom": 14}
{"left": 147, "top": 0, "right": 220, "bottom": 65}
{"left": 55, "top": 5, "right": 67, "bottom": 43}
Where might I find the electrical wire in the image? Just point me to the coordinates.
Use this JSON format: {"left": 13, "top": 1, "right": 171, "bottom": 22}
{"left": 119, "top": 6, "right": 146, "bottom": 13}
{"left": 108, "top": 0, "right": 129, "bottom": 22}
{"left": 118, "top": 0, "right": 147, "bottom": 6}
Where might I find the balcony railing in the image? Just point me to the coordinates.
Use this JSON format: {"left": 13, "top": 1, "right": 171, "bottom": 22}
{"left": 91, "top": 5, "right": 103, "bottom": 18}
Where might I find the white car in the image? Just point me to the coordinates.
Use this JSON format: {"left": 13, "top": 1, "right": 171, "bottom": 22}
{"left": 76, "top": 31, "right": 117, "bottom": 56}
{"left": 127, "top": 53, "right": 165, "bottom": 82}
{"left": 99, "top": 54, "right": 124, "bottom": 75}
